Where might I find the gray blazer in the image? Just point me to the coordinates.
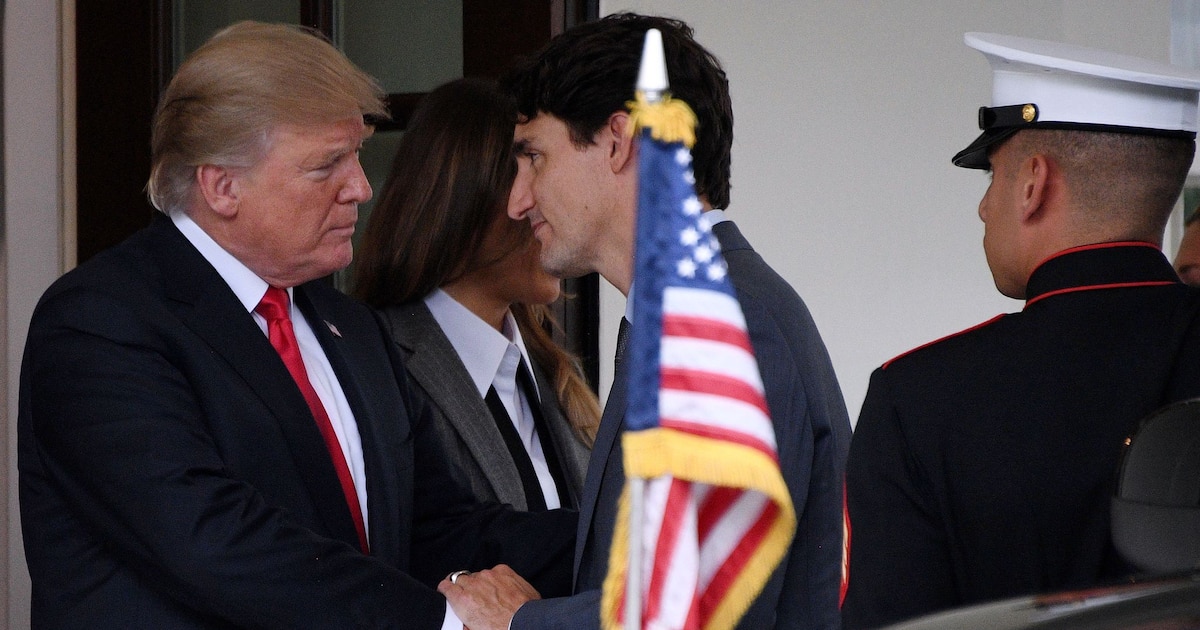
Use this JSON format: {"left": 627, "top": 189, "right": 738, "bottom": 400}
{"left": 378, "top": 301, "right": 591, "bottom": 510}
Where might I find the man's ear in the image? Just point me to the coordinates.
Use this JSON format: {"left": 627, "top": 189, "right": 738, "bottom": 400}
{"left": 195, "top": 164, "right": 241, "bottom": 218}
{"left": 605, "top": 111, "right": 637, "bottom": 174}
{"left": 1018, "top": 154, "right": 1052, "bottom": 223}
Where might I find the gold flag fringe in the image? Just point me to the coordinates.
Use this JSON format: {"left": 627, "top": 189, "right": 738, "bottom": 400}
{"left": 626, "top": 92, "right": 698, "bottom": 149}
{"left": 600, "top": 428, "right": 797, "bottom": 630}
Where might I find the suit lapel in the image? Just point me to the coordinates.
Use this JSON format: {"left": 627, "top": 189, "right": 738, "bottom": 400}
{"left": 380, "top": 303, "right": 527, "bottom": 508}
{"left": 292, "top": 285, "right": 380, "bottom": 551}
{"left": 575, "top": 354, "right": 628, "bottom": 582}
{"left": 151, "top": 218, "right": 362, "bottom": 550}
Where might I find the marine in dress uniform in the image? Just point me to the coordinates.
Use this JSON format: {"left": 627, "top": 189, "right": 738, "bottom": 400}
{"left": 842, "top": 32, "right": 1200, "bottom": 629}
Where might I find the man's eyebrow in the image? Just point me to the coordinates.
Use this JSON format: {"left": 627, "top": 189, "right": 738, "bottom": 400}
{"left": 512, "top": 139, "right": 530, "bottom": 154}
{"left": 314, "top": 147, "right": 349, "bottom": 165}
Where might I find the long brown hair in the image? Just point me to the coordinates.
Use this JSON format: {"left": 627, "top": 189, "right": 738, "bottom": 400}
{"left": 354, "top": 78, "right": 598, "bottom": 444}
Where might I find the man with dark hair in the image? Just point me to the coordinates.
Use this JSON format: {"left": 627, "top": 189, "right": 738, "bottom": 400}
{"left": 842, "top": 33, "right": 1200, "bottom": 628}
{"left": 441, "top": 12, "right": 851, "bottom": 630}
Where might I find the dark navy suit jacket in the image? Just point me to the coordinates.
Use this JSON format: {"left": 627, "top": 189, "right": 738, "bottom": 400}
{"left": 512, "top": 220, "right": 852, "bottom": 629}
{"left": 18, "top": 214, "right": 573, "bottom": 629}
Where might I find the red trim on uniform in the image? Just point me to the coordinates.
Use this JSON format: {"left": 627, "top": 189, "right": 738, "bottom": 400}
{"left": 1030, "top": 240, "right": 1160, "bottom": 272}
{"left": 881, "top": 314, "right": 1006, "bottom": 370}
{"left": 1024, "top": 280, "right": 1177, "bottom": 309}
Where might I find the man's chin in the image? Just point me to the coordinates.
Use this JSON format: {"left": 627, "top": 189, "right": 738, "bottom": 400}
{"left": 309, "top": 248, "right": 354, "bottom": 281}
{"left": 539, "top": 255, "right": 585, "bottom": 280}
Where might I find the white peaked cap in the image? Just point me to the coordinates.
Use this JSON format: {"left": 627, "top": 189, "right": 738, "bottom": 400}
{"left": 953, "top": 32, "right": 1200, "bottom": 169}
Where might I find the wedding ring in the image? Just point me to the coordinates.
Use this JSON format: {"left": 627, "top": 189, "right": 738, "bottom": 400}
{"left": 448, "top": 569, "right": 470, "bottom": 585}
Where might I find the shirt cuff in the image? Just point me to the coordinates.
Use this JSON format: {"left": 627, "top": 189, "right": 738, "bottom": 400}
{"left": 442, "top": 601, "right": 464, "bottom": 630}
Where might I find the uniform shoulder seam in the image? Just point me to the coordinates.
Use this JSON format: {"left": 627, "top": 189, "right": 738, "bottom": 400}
{"left": 882, "top": 313, "right": 1006, "bottom": 370}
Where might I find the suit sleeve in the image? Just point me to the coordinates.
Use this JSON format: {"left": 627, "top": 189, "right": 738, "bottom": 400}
{"left": 22, "top": 287, "right": 447, "bottom": 629}
{"left": 841, "top": 368, "right": 956, "bottom": 629}
{"left": 729, "top": 264, "right": 852, "bottom": 630}
{"left": 510, "top": 589, "right": 601, "bottom": 630}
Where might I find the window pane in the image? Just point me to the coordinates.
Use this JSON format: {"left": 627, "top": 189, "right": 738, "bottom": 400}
{"left": 173, "top": 0, "right": 300, "bottom": 66}
{"left": 339, "top": 1, "right": 463, "bottom": 94}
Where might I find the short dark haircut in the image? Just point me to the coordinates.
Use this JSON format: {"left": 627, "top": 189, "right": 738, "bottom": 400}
{"left": 502, "top": 12, "right": 734, "bottom": 209}
{"left": 1006, "top": 129, "right": 1194, "bottom": 239}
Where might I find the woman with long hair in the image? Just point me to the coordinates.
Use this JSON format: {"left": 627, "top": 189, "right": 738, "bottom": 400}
{"left": 355, "top": 78, "right": 598, "bottom": 512}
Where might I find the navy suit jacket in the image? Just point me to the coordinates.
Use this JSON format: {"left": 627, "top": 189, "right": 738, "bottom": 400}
{"left": 513, "top": 220, "right": 852, "bottom": 629}
{"left": 18, "top": 215, "right": 573, "bottom": 629}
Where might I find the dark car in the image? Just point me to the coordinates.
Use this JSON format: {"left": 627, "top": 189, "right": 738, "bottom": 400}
{"left": 885, "top": 573, "right": 1200, "bottom": 629}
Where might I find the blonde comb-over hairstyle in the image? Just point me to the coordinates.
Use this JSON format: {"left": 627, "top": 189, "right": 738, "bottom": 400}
{"left": 147, "top": 21, "right": 388, "bottom": 214}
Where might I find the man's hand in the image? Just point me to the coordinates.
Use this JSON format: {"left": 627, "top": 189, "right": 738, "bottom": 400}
{"left": 439, "top": 564, "right": 540, "bottom": 630}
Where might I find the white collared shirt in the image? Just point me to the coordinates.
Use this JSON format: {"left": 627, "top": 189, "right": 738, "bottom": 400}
{"left": 171, "top": 212, "right": 370, "bottom": 536}
{"left": 424, "top": 289, "right": 560, "bottom": 509}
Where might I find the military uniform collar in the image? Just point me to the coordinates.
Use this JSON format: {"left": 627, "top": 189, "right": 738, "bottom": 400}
{"left": 1024, "top": 241, "right": 1179, "bottom": 308}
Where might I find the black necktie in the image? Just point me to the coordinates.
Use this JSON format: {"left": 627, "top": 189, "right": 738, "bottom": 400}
{"left": 516, "top": 362, "right": 571, "bottom": 509}
{"left": 483, "top": 360, "right": 571, "bottom": 511}
{"left": 615, "top": 317, "right": 632, "bottom": 371}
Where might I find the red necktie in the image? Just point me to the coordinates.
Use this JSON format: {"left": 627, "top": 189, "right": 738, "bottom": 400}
{"left": 256, "top": 286, "right": 368, "bottom": 553}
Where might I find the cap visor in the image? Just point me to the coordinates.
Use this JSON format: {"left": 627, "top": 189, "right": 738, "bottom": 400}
{"left": 952, "top": 127, "right": 1020, "bottom": 169}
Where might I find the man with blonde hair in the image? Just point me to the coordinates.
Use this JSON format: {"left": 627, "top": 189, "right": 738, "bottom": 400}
{"left": 19, "top": 21, "right": 571, "bottom": 628}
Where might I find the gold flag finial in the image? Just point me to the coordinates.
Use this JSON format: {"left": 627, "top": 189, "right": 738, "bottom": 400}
{"left": 626, "top": 91, "right": 698, "bottom": 148}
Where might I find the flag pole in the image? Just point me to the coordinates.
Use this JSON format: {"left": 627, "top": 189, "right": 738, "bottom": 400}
{"left": 624, "top": 28, "right": 668, "bottom": 630}
{"left": 625, "top": 476, "right": 644, "bottom": 630}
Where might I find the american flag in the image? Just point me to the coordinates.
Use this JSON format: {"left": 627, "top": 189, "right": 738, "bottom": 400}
{"left": 600, "top": 99, "right": 796, "bottom": 630}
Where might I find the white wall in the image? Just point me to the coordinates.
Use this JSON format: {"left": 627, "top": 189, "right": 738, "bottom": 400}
{"left": 598, "top": 0, "right": 1175, "bottom": 420}
{"left": 4, "top": 1, "right": 66, "bottom": 628}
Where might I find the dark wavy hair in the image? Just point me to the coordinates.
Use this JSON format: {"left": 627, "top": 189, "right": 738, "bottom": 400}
{"left": 502, "top": 12, "right": 734, "bottom": 208}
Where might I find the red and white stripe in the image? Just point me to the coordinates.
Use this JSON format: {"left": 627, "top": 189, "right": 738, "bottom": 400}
{"left": 659, "top": 287, "right": 774, "bottom": 455}
{"left": 629, "top": 286, "right": 781, "bottom": 629}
